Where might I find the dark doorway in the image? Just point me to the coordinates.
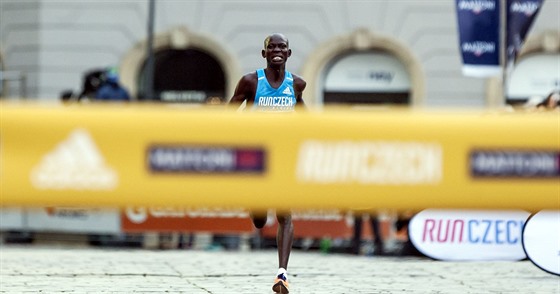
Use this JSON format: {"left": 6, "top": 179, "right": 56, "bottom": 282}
{"left": 324, "top": 92, "right": 409, "bottom": 105}
{"left": 138, "top": 48, "right": 226, "bottom": 103}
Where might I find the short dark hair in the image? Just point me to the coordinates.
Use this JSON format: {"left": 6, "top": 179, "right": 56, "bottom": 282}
{"left": 264, "top": 33, "right": 289, "bottom": 49}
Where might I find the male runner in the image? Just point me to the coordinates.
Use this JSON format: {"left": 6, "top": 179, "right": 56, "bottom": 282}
{"left": 228, "top": 33, "right": 306, "bottom": 294}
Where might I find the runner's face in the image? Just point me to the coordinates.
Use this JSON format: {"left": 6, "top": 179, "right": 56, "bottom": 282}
{"left": 263, "top": 35, "right": 291, "bottom": 67}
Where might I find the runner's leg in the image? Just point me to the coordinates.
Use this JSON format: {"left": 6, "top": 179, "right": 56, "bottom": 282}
{"left": 250, "top": 211, "right": 267, "bottom": 229}
{"left": 276, "top": 213, "right": 293, "bottom": 269}
{"left": 273, "top": 213, "right": 293, "bottom": 293}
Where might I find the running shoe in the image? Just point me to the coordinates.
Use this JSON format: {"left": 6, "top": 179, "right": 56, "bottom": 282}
{"left": 272, "top": 273, "right": 290, "bottom": 293}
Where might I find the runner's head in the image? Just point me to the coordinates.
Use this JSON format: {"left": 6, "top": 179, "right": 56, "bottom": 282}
{"left": 262, "top": 33, "right": 291, "bottom": 69}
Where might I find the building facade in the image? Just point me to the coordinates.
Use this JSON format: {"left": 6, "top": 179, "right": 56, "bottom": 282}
{"left": 1, "top": 0, "right": 558, "bottom": 108}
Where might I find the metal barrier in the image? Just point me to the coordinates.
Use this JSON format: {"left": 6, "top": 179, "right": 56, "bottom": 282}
{"left": 0, "top": 71, "right": 27, "bottom": 98}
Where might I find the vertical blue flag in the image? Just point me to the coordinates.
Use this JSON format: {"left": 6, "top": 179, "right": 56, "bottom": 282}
{"left": 456, "top": 0, "right": 502, "bottom": 77}
{"left": 506, "top": 0, "right": 544, "bottom": 65}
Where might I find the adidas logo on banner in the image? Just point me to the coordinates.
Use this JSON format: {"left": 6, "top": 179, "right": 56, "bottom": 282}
{"left": 31, "top": 129, "right": 118, "bottom": 190}
{"left": 282, "top": 87, "right": 292, "bottom": 95}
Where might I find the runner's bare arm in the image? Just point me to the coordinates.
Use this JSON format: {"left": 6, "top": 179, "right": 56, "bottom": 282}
{"left": 228, "top": 73, "right": 257, "bottom": 108}
{"left": 293, "top": 74, "right": 307, "bottom": 108}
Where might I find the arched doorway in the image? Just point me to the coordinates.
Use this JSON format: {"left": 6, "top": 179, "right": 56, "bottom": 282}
{"left": 301, "top": 29, "right": 424, "bottom": 108}
{"left": 506, "top": 53, "right": 560, "bottom": 107}
{"left": 487, "top": 30, "right": 560, "bottom": 107}
{"left": 137, "top": 48, "right": 226, "bottom": 103}
{"left": 120, "top": 27, "right": 241, "bottom": 103}
{"left": 323, "top": 50, "right": 412, "bottom": 105}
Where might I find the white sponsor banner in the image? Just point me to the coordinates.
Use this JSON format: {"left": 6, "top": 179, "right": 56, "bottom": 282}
{"left": 409, "top": 209, "right": 530, "bottom": 261}
{"left": 523, "top": 210, "right": 560, "bottom": 276}
{"left": 26, "top": 207, "right": 120, "bottom": 234}
{"left": 0, "top": 207, "right": 25, "bottom": 230}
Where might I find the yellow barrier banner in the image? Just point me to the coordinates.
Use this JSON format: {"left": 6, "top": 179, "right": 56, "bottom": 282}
{"left": 1, "top": 103, "right": 559, "bottom": 211}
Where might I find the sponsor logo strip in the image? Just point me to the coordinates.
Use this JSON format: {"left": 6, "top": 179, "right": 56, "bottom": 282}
{"left": 470, "top": 150, "right": 560, "bottom": 178}
{"left": 148, "top": 146, "right": 266, "bottom": 174}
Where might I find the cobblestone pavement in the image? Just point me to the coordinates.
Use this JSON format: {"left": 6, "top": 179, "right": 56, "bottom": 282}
{"left": 0, "top": 245, "right": 558, "bottom": 293}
